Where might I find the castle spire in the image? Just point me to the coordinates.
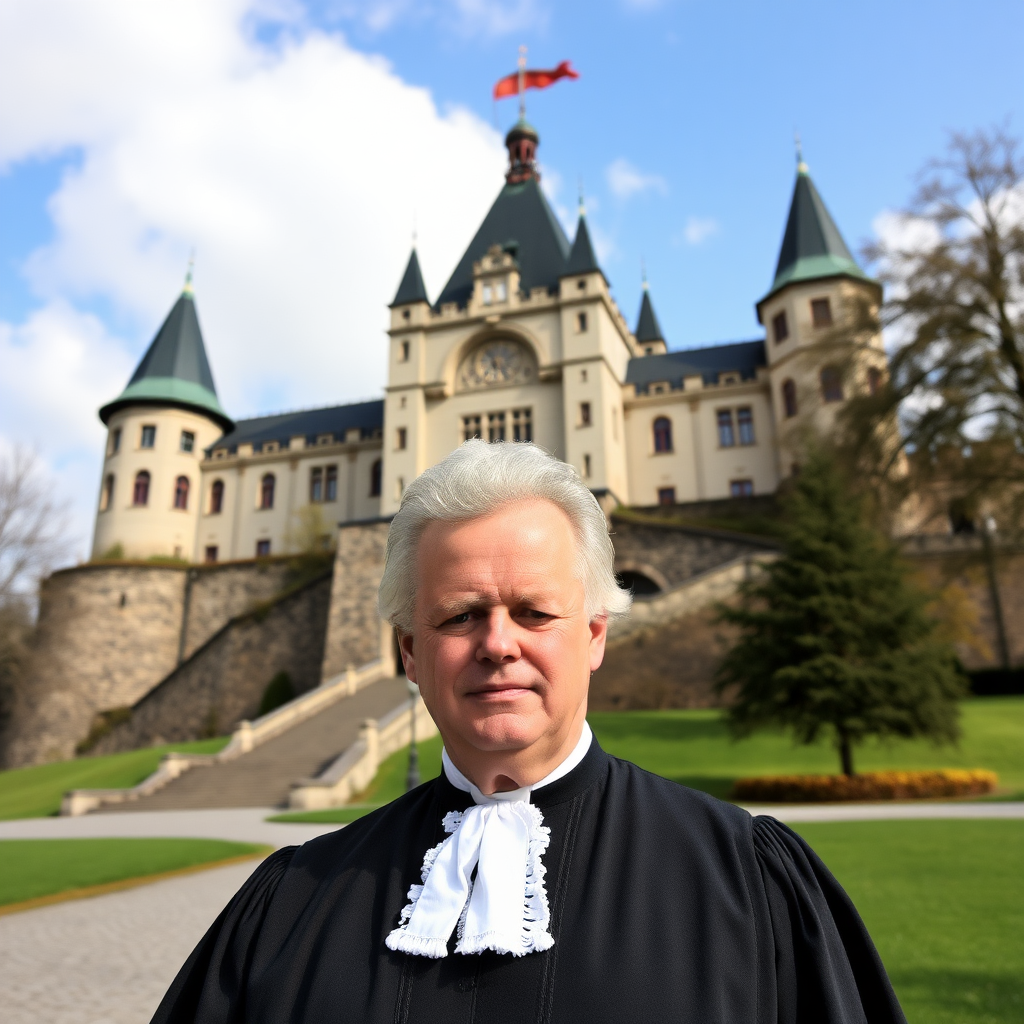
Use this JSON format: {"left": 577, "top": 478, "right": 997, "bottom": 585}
{"left": 390, "top": 248, "right": 430, "bottom": 307}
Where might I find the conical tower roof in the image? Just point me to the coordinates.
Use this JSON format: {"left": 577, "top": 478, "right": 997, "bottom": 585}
{"left": 565, "top": 211, "right": 601, "bottom": 276}
{"left": 762, "top": 162, "right": 876, "bottom": 304}
{"left": 390, "top": 248, "right": 430, "bottom": 307}
{"left": 100, "top": 278, "right": 232, "bottom": 429}
{"left": 635, "top": 285, "right": 665, "bottom": 344}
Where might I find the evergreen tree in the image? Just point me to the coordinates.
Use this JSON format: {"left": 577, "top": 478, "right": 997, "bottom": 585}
{"left": 715, "top": 449, "right": 966, "bottom": 776}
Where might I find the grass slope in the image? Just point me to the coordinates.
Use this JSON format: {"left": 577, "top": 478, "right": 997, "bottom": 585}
{"left": 0, "top": 837, "right": 268, "bottom": 908}
{"left": 272, "top": 696, "right": 1023, "bottom": 822}
{"left": 0, "top": 738, "right": 229, "bottom": 820}
{"left": 795, "top": 820, "right": 1024, "bottom": 1024}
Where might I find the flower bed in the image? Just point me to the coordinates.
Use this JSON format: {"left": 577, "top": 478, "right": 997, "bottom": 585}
{"left": 733, "top": 769, "right": 998, "bottom": 803}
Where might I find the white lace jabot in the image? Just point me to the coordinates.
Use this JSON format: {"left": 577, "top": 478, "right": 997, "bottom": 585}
{"left": 385, "top": 724, "right": 593, "bottom": 959}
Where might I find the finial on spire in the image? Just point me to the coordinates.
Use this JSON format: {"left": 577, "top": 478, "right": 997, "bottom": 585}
{"left": 578, "top": 177, "right": 586, "bottom": 217}
{"left": 183, "top": 250, "right": 195, "bottom": 295}
{"left": 795, "top": 131, "right": 808, "bottom": 175}
{"left": 641, "top": 256, "right": 648, "bottom": 290}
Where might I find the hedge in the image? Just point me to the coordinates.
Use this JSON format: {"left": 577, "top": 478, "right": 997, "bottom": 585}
{"left": 733, "top": 769, "right": 998, "bottom": 803}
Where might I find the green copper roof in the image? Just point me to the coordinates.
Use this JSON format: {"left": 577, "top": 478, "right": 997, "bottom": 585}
{"left": 435, "top": 176, "right": 571, "bottom": 309}
{"left": 762, "top": 168, "right": 875, "bottom": 303}
{"left": 390, "top": 248, "right": 430, "bottom": 306}
{"left": 635, "top": 287, "right": 665, "bottom": 343}
{"left": 100, "top": 287, "right": 232, "bottom": 429}
{"left": 565, "top": 213, "right": 602, "bottom": 276}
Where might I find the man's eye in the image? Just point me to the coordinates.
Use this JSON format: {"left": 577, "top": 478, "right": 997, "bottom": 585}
{"left": 521, "top": 609, "right": 553, "bottom": 621}
{"left": 443, "top": 612, "right": 471, "bottom": 626}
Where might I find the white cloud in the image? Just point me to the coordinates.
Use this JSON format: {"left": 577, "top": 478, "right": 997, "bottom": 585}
{"left": 605, "top": 157, "right": 668, "bottom": 201}
{"left": 320, "top": 0, "right": 546, "bottom": 37}
{"left": 0, "top": 0, "right": 511, "bottom": 562}
{"left": 680, "top": 215, "right": 719, "bottom": 246}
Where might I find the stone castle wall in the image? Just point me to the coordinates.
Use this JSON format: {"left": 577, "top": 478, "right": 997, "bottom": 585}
{"left": 91, "top": 574, "right": 333, "bottom": 754}
{"left": 1, "top": 565, "right": 187, "bottom": 767}
{"left": 320, "top": 519, "right": 394, "bottom": 681}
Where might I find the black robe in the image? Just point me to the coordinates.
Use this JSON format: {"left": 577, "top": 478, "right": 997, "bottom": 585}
{"left": 152, "top": 740, "right": 906, "bottom": 1023}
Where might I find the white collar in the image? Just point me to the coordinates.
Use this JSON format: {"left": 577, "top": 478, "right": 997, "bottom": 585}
{"left": 385, "top": 723, "right": 592, "bottom": 959}
{"left": 441, "top": 721, "right": 594, "bottom": 804}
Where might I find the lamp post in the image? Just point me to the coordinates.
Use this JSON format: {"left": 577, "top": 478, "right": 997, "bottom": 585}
{"left": 405, "top": 677, "right": 420, "bottom": 791}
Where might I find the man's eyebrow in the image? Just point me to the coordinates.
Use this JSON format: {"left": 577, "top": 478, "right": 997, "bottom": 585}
{"left": 430, "top": 591, "right": 554, "bottom": 618}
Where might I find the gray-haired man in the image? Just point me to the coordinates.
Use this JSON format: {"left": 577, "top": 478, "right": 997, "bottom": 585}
{"left": 154, "top": 440, "right": 906, "bottom": 1024}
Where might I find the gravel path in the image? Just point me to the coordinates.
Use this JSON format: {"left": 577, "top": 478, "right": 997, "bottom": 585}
{"left": 0, "top": 859, "right": 258, "bottom": 1024}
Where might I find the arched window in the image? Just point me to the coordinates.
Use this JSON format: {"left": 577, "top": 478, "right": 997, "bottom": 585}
{"left": 133, "top": 470, "right": 150, "bottom": 506}
{"left": 653, "top": 417, "right": 673, "bottom": 453}
{"left": 867, "top": 366, "right": 883, "bottom": 396}
{"left": 174, "top": 476, "right": 189, "bottom": 510}
{"left": 100, "top": 474, "right": 115, "bottom": 511}
{"left": 210, "top": 479, "right": 224, "bottom": 514}
{"left": 782, "top": 379, "right": 798, "bottom": 419}
{"left": 260, "top": 474, "right": 275, "bottom": 510}
{"left": 369, "top": 459, "right": 382, "bottom": 498}
{"left": 820, "top": 365, "right": 844, "bottom": 403}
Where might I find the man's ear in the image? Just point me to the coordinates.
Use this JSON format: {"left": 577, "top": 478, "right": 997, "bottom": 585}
{"left": 588, "top": 614, "right": 608, "bottom": 673}
{"left": 399, "top": 631, "right": 417, "bottom": 682}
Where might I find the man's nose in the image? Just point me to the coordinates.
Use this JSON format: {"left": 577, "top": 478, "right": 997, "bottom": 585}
{"left": 476, "top": 608, "right": 521, "bottom": 663}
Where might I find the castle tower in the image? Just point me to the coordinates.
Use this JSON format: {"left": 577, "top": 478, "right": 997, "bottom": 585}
{"left": 755, "top": 152, "right": 883, "bottom": 477}
{"left": 93, "top": 273, "right": 233, "bottom": 561}
{"left": 634, "top": 279, "right": 667, "bottom": 357}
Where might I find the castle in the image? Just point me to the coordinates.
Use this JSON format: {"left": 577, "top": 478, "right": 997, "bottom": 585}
{"left": 91, "top": 121, "right": 885, "bottom": 566}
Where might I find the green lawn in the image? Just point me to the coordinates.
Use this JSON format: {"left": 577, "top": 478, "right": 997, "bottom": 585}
{"left": 0, "top": 738, "right": 229, "bottom": 820}
{"left": 271, "top": 696, "right": 1023, "bottom": 823}
{"left": 0, "top": 837, "right": 269, "bottom": 908}
{"left": 795, "top": 820, "right": 1024, "bottom": 1024}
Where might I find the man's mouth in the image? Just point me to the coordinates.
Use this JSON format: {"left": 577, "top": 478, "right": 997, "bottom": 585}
{"left": 466, "top": 683, "right": 536, "bottom": 700}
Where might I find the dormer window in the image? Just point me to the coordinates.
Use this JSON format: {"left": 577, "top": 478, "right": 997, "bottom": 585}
{"left": 811, "top": 297, "right": 833, "bottom": 327}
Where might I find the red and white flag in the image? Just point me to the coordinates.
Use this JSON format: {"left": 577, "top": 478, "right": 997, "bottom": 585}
{"left": 493, "top": 60, "right": 579, "bottom": 100}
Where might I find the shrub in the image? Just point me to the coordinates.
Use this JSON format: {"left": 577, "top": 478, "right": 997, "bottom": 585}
{"left": 733, "top": 769, "right": 998, "bottom": 803}
{"left": 258, "top": 672, "right": 295, "bottom": 716}
{"left": 76, "top": 707, "right": 133, "bottom": 754}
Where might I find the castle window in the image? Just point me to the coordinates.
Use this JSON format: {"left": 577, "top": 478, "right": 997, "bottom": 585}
{"left": 653, "top": 416, "right": 673, "bottom": 453}
{"left": 772, "top": 310, "right": 789, "bottom": 343}
{"left": 495, "top": 280, "right": 507, "bottom": 302}
{"left": 370, "top": 459, "right": 382, "bottom": 497}
{"left": 140, "top": 425, "right": 156, "bottom": 449}
{"left": 512, "top": 408, "right": 533, "bottom": 442}
{"left": 326, "top": 465, "right": 337, "bottom": 502}
{"left": 100, "top": 474, "right": 114, "bottom": 511}
{"left": 133, "top": 470, "right": 150, "bottom": 506}
{"left": 730, "top": 479, "right": 754, "bottom": 498}
{"left": 210, "top": 479, "right": 224, "bottom": 514}
{"left": 645, "top": 346, "right": 653, "bottom": 356}
{"left": 820, "top": 366, "right": 844, "bottom": 403}
{"left": 868, "top": 366, "right": 883, "bottom": 395}
{"left": 205, "top": 545, "right": 218, "bottom": 563}
{"left": 811, "top": 297, "right": 833, "bottom": 328}
{"left": 400, "top": 340, "right": 410, "bottom": 362}
{"left": 658, "top": 487, "right": 676, "bottom": 505}
{"left": 482, "top": 283, "right": 492, "bottom": 305}
{"left": 577, "top": 279, "right": 586, "bottom": 291}
{"left": 582, "top": 454, "right": 592, "bottom": 478}
{"left": 462, "top": 415, "right": 482, "bottom": 441}
{"left": 782, "top": 379, "right": 798, "bottom": 418}
{"left": 488, "top": 411, "right": 506, "bottom": 442}
{"left": 717, "top": 410, "right": 736, "bottom": 448}
{"left": 402, "top": 309, "right": 410, "bottom": 321}
{"left": 317, "top": 434, "right": 333, "bottom": 445}
{"left": 580, "top": 369, "right": 588, "bottom": 383}
{"left": 737, "top": 407, "right": 755, "bottom": 445}
{"left": 174, "top": 476, "right": 189, "bottom": 510}
{"left": 577, "top": 311, "right": 588, "bottom": 332}
{"left": 579, "top": 402, "right": 592, "bottom": 427}
{"left": 256, "top": 539, "right": 271, "bottom": 557}
{"left": 260, "top": 473, "right": 275, "bottom": 509}
{"left": 109, "top": 428, "right": 121, "bottom": 455}
{"left": 180, "top": 430, "right": 195, "bottom": 453}
{"left": 396, "top": 427, "right": 407, "bottom": 450}
{"left": 310, "top": 467, "right": 323, "bottom": 502}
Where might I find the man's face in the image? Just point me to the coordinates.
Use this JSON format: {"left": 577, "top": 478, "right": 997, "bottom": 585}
{"left": 400, "top": 499, "right": 607, "bottom": 772}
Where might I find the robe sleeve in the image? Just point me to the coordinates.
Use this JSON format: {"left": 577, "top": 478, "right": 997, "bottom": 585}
{"left": 752, "top": 816, "right": 907, "bottom": 1024}
{"left": 149, "top": 845, "right": 298, "bottom": 1024}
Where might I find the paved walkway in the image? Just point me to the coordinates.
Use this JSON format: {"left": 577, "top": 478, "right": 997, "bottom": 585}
{"left": 0, "top": 859, "right": 259, "bottom": 1024}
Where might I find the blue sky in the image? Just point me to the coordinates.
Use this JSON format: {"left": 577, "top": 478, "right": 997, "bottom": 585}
{"left": 1, "top": 0, "right": 1022, "bottom": 559}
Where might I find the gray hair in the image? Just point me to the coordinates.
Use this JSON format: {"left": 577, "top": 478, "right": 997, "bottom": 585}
{"left": 378, "top": 440, "right": 632, "bottom": 633}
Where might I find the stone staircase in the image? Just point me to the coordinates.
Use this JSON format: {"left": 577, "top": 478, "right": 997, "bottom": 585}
{"left": 101, "top": 675, "right": 410, "bottom": 812}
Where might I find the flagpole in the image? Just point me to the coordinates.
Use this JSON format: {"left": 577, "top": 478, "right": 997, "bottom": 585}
{"left": 518, "top": 45, "right": 527, "bottom": 119}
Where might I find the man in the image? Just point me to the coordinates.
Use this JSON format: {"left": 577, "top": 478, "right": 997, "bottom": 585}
{"left": 153, "top": 440, "right": 906, "bottom": 1023}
